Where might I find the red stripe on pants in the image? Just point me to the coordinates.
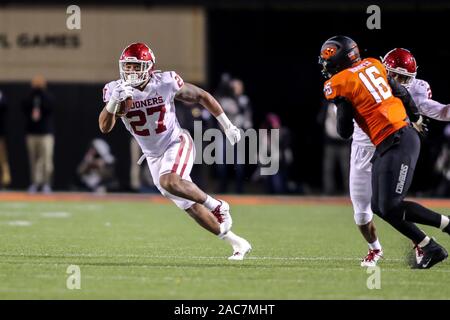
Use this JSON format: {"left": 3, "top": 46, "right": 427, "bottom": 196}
{"left": 171, "top": 134, "right": 186, "bottom": 174}
{"left": 179, "top": 135, "right": 193, "bottom": 177}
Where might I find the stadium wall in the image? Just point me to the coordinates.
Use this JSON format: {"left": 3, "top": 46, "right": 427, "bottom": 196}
{"left": 1, "top": 4, "right": 450, "bottom": 193}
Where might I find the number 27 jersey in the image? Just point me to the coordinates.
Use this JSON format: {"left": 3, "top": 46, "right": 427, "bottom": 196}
{"left": 103, "top": 71, "right": 184, "bottom": 157}
{"left": 323, "top": 58, "right": 407, "bottom": 146}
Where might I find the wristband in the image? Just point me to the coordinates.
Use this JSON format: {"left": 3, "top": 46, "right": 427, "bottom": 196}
{"left": 105, "top": 99, "right": 120, "bottom": 114}
{"left": 216, "top": 113, "right": 233, "bottom": 129}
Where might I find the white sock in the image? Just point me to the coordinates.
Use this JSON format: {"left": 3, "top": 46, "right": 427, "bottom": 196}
{"left": 418, "top": 236, "right": 431, "bottom": 248}
{"left": 440, "top": 216, "right": 450, "bottom": 230}
{"left": 368, "top": 239, "right": 382, "bottom": 251}
{"left": 203, "top": 195, "right": 221, "bottom": 211}
{"left": 221, "top": 231, "right": 241, "bottom": 247}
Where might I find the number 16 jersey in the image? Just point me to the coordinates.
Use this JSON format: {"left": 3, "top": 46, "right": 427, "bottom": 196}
{"left": 103, "top": 71, "right": 184, "bottom": 157}
{"left": 323, "top": 58, "right": 407, "bottom": 146}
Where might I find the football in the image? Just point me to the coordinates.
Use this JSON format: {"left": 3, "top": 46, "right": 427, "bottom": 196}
{"left": 117, "top": 97, "right": 133, "bottom": 116}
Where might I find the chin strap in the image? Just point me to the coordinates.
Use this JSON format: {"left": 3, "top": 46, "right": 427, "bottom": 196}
{"left": 137, "top": 154, "right": 148, "bottom": 165}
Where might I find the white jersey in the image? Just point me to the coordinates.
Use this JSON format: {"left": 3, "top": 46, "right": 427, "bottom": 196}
{"left": 409, "top": 78, "right": 450, "bottom": 121}
{"left": 103, "top": 71, "right": 184, "bottom": 157}
{"left": 352, "top": 78, "right": 450, "bottom": 147}
{"left": 352, "top": 123, "right": 373, "bottom": 147}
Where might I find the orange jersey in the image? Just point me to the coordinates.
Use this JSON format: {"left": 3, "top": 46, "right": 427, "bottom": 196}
{"left": 323, "top": 57, "right": 407, "bottom": 146}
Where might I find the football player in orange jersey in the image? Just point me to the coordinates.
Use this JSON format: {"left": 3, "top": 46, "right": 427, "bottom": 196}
{"left": 320, "top": 35, "right": 450, "bottom": 269}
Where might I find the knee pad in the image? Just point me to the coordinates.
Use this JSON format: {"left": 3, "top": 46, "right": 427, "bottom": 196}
{"left": 354, "top": 211, "right": 373, "bottom": 226}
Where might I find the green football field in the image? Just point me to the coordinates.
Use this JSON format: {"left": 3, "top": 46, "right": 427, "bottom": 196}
{"left": 0, "top": 197, "right": 449, "bottom": 299}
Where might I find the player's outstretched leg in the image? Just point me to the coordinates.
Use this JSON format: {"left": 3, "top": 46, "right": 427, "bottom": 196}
{"left": 372, "top": 126, "right": 449, "bottom": 269}
{"left": 160, "top": 173, "right": 232, "bottom": 236}
{"left": 186, "top": 203, "right": 252, "bottom": 260}
{"left": 398, "top": 201, "right": 450, "bottom": 235}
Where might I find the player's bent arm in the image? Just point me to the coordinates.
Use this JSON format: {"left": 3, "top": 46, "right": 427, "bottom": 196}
{"left": 99, "top": 81, "right": 133, "bottom": 133}
{"left": 334, "top": 97, "right": 354, "bottom": 139}
{"left": 388, "top": 76, "right": 420, "bottom": 122}
{"left": 98, "top": 107, "right": 117, "bottom": 134}
{"left": 175, "top": 82, "right": 223, "bottom": 117}
{"left": 175, "top": 82, "right": 241, "bottom": 144}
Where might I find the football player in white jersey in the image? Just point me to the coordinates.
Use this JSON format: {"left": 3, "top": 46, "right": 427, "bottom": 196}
{"left": 349, "top": 48, "right": 450, "bottom": 267}
{"left": 98, "top": 42, "right": 252, "bottom": 260}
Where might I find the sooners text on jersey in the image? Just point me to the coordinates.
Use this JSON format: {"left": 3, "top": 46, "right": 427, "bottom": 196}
{"left": 103, "top": 71, "right": 184, "bottom": 157}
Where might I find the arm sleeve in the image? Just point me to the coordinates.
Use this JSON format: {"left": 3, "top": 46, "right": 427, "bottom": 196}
{"left": 413, "top": 80, "right": 450, "bottom": 121}
{"left": 334, "top": 96, "right": 354, "bottom": 139}
{"left": 419, "top": 99, "right": 450, "bottom": 121}
{"left": 388, "top": 76, "right": 420, "bottom": 122}
{"left": 323, "top": 76, "right": 353, "bottom": 138}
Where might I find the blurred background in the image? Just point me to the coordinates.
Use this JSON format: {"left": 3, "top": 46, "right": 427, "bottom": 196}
{"left": 1, "top": 0, "right": 450, "bottom": 196}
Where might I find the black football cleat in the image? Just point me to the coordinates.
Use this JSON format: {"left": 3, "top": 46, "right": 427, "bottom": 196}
{"left": 411, "top": 239, "right": 448, "bottom": 269}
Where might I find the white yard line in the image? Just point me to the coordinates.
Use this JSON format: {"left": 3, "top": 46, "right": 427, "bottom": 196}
{"left": 0, "top": 252, "right": 404, "bottom": 262}
{"left": 4, "top": 220, "right": 33, "bottom": 227}
{"left": 40, "top": 212, "right": 71, "bottom": 218}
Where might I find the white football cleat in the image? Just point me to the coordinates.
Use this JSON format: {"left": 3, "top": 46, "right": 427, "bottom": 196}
{"left": 228, "top": 239, "right": 252, "bottom": 261}
{"left": 211, "top": 200, "right": 232, "bottom": 237}
{"left": 360, "top": 249, "right": 383, "bottom": 267}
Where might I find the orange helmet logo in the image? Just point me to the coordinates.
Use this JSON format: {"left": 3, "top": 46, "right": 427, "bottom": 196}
{"left": 321, "top": 45, "right": 337, "bottom": 59}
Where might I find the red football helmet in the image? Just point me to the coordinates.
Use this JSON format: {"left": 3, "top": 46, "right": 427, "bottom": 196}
{"left": 119, "top": 42, "right": 156, "bottom": 87}
{"left": 382, "top": 48, "right": 417, "bottom": 86}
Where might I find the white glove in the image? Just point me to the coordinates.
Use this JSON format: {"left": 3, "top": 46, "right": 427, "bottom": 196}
{"left": 111, "top": 82, "right": 133, "bottom": 102}
{"left": 106, "top": 82, "right": 133, "bottom": 114}
{"left": 224, "top": 125, "right": 241, "bottom": 145}
{"left": 216, "top": 113, "right": 241, "bottom": 145}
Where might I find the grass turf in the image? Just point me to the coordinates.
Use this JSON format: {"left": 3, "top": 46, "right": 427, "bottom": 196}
{"left": 0, "top": 199, "right": 449, "bottom": 299}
